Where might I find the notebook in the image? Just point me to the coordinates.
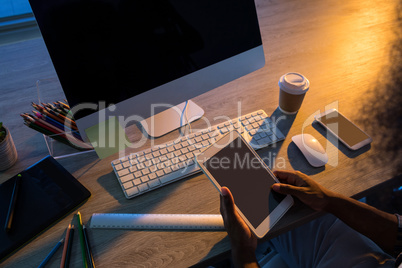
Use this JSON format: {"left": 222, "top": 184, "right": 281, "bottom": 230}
{"left": 0, "top": 155, "right": 91, "bottom": 260}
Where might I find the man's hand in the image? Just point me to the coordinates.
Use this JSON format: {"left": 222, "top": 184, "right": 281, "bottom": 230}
{"left": 220, "top": 187, "right": 259, "bottom": 268}
{"left": 272, "top": 170, "right": 398, "bottom": 253}
{"left": 272, "top": 170, "right": 334, "bottom": 211}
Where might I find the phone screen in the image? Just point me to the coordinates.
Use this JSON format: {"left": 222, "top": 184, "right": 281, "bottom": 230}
{"left": 317, "top": 110, "right": 370, "bottom": 147}
{"left": 203, "top": 136, "right": 284, "bottom": 229}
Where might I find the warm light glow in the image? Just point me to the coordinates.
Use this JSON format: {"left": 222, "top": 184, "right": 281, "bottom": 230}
{"left": 328, "top": 2, "right": 396, "bottom": 99}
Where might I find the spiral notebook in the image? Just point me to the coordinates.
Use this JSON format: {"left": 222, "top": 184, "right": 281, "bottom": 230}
{"left": 0, "top": 155, "right": 91, "bottom": 260}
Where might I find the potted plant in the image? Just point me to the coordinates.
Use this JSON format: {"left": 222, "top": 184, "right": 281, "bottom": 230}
{"left": 0, "top": 122, "right": 18, "bottom": 171}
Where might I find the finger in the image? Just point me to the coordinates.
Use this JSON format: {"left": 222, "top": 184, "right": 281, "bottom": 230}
{"left": 272, "top": 183, "right": 305, "bottom": 197}
{"left": 220, "top": 187, "right": 236, "bottom": 222}
{"left": 221, "top": 187, "right": 235, "bottom": 212}
{"left": 273, "top": 170, "right": 306, "bottom": 187}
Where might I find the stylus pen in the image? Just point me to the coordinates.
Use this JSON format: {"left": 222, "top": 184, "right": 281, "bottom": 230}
{"left": 83, "top": 225, "right": 95, "bottom": 268}
{"left": 4, "top": 174, "right": 21, "bottom": 233}
{"left": 64, "top": 225, "right": 74, "bottom": 268}
{"left": 38, "top": 238, "right": 64, "bottom": 268}
{"left": 76, "top": 212, "right": 88, "bottom": 268}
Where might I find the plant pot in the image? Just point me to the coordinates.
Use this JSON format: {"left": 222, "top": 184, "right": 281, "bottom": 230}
{"left": 0, "top": 126, "right": 18, "bottom": 171}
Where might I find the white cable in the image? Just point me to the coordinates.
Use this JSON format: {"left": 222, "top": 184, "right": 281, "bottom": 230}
{"left": 180, "top": 100, "right": 192, "bottom": 136}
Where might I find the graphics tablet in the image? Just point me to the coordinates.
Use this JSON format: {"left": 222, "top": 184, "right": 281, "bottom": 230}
{"left": 196, "top": 131, "right": 293, "bottom": 238}
{"left": 0, "top": 155, "right": 91, "bottom": 260}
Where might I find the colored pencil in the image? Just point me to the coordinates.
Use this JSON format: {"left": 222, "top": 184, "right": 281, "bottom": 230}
{"left": 64, "top": 225, "right": 74, "bottom": 268}
{"left": 38, "top": 238, "right": 64, "bottom": 268}
{"left": 60, "top": 224, "right": 73, "bottom": 268}
{"left": 76, "top": 212, "right": 88, "bottom": 268}
{"left": 24, "top": 101, "right": 92, "bottom": 150}
{"left": 83, "top": 225, "right": 95, "bottom": 268}
{"left": 4, "top": 174, "right": 21, "bottom": 232}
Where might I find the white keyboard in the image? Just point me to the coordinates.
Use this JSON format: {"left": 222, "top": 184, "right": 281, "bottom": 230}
{"left": 111, "top": 110, "right": 285, "bottom": 199}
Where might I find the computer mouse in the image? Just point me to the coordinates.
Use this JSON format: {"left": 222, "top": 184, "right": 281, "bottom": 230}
{"left": 292, "top": 134, "right": 328, "bottom": 167}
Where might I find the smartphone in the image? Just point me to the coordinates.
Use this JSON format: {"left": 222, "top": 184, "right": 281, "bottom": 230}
{"left": 314, "top": 109, "right": 372, "bottom": 150}
{"left": 196, "top": 131, "right": 293, "bottom": 238}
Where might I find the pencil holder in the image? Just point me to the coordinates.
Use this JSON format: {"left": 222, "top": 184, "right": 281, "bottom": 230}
{"left": 43, "top": 131, "right": 94, "bottom": 159}
{"left": 36, "top": 78, "right": 94, "bottom": 159}
{"left": 0, "top": 126, "right": 18, "bottom": 171}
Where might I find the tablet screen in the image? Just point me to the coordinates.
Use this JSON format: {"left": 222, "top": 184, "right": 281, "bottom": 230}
{"left": 203, "top": 137, "right": 284, "bottom": 229}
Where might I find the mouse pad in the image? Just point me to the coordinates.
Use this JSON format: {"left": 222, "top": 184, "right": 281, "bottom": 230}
{"left": 0, "top": 155, "right": 91, "bottom": 260}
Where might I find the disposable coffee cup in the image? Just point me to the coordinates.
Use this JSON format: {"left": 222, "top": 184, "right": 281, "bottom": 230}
{"left": 278, "top": 72, "right": 310, "bottom": 114}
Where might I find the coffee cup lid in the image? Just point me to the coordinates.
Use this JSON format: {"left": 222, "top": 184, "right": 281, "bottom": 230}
{"left": 279, "top": 72, "right": 310, "bottom": 95}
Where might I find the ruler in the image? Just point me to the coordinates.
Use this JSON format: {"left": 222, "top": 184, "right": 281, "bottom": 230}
{"left": 89, "top": 213, "right": 225, "bottom": 230}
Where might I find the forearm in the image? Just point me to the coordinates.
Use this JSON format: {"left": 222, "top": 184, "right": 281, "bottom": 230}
{"left": 324, "top": 192, "right": 398, "bottom": 253}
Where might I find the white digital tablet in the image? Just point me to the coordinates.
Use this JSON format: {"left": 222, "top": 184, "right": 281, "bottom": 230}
{"left": 196, "top": 131, "right": 293, "bottom": 238}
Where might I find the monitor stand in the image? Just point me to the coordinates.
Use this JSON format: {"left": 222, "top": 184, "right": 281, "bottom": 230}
{"left": 140, "top": 100, "right": 204, "bottom": 138}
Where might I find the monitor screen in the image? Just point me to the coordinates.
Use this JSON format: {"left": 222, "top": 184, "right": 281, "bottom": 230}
{"left": 29, "top": 0, "right": 263, "bottom": 121}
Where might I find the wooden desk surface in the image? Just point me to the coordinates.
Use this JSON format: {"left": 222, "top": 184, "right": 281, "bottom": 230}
{"left": 1, "top": 0, "right": 401, "bottom": 267}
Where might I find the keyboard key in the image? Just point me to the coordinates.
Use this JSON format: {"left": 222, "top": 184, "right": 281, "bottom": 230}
{"left": 171, "top": 165, "right": 179, "bottom": 171}
{"left": 144, "top": 160, "right": 153, "bottom": 167}
{"left": 148, "top": 173, "right": 157, "bottom": 180}
{"left": 201, "top": 140, "right": 210, "bottom": 147}
{"left": 118, "top": 169, "right": 130, "bottom": 177}
{"left": 219, "top": 127, "right": 229, "bottom": 134}
{"left": 142, "top": 168, "right": 150, "bottom": 175}
{"left": 272, "top": 127, "right": 285, "bottom": 139}
{"left": 149, "top": 165, "right": 158, "bottom": 173}
{"left": 249, "top": 129, "right": 258, "bottom": 136}
{"left": 257, "top": 136, "right": 272, "bottom": 145}
{"left": 164, "top": 167, "right": 173, "bottom": 174}
{"left": 156, "top": 170, "right": 165, "bottom": 177}
{"left": 133, "top": 179, "right": 141, "bottom": 186}
{"left": 120, "top": 173, "right": 134, "bottom": 183}
{"left": 174, "top": 151, "right": 182, "bottom": 157}
{"left": 123, "top": 181, "right": 133, "bottom": 189}
{"left": 152, "top": 151, "right": 161, "bottom": 157}
{"left": 173, "top": 144, "right": 181, "bottom": 151}
{"left": 182, "top": 141, "right": 189, "bottom": 147}
{"left": 138, "top": 184, "right": 149, "bottom": 192}
{"left": 178, "top": 162, "right": 187, "bottom": 169}
{"left": 148, "top": 179, "right": 161, "bottom": 188}
{"left": 134, "top": 171, "right": 142, "bottom": 178}
{"left": 144, "top": 148, "right": 153, "bottom": 154}
{"left": 195, "top": 136, "right": 203, "bottom": 142}
{"left": 137, "top": 163, "right": 145, "bottom": 170}
{"left": 188, "top": 145, "right": 196, "bottom": 151}
{"left": 114, "top": 164, "right": 123, "bottom": 171}
{"left": 140, "top": 175, "right": 149, "bottom": 183}
{"left": 122, "top": 161, "right": 131, "bottom": 168}
{"left": 126, "top": 187, "right": 139, "bottom": 197}
{"left": 112, "top": 159, "right": 121, "bottom": 165}
{"left": 160, "top": 173, "right": 179, "bottom": 184}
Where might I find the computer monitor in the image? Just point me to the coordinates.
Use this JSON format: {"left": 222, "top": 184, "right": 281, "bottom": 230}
{"left": 28, "top": 0, "right": 265, "bottom": 146}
